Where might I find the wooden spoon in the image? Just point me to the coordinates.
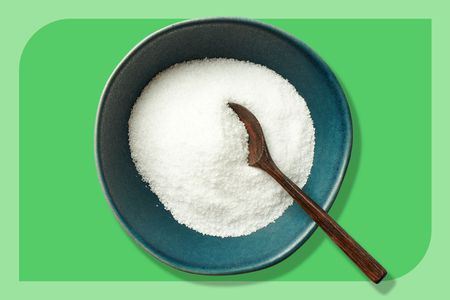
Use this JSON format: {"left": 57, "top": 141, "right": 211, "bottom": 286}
{"left": 228, "top": 102, "right": 387, "bottom": 284}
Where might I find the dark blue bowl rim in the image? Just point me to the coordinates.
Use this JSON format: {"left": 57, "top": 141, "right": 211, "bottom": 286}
{"left": 94, "top": 17, "right": 353, "bottom": 275}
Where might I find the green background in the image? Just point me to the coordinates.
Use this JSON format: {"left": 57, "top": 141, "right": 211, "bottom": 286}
{"left": 2, "top": 0, "right": 448, "bottom": 299}
{"left": 19, "top": 19, "right": 430, "bottom": 281}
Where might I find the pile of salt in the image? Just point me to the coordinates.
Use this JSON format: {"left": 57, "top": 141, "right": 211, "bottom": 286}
{"left": 129, "top": 58, "right": 315, "bottom": 237}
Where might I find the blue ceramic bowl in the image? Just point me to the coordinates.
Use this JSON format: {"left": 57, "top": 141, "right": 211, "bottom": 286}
{"left": 95, "top": 18, "right": 352, "bottom": 275}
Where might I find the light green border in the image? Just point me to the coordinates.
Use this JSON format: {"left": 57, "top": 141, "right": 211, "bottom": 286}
{"left": 2, "top": 0, "right": 447, "bottom": 298}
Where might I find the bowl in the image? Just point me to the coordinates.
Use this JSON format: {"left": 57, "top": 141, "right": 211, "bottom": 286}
{"left": 95, "top": 18, "right": 352, "bottom": 275}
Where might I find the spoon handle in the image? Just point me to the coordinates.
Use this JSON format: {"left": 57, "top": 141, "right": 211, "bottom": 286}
{"left": 263, "top": 162, "right": 387, "bottom": 284}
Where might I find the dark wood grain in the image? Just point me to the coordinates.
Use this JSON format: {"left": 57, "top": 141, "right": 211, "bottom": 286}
{"left": 229, "top": 103, "right": 387, "bottom": 284}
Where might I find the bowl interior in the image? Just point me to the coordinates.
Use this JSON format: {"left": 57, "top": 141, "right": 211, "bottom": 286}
{"left": 96, "top": 19, "right": 351, "bottom": 274}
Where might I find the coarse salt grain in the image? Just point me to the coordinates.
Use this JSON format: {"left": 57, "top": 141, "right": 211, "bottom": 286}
{"left": 128, "top": 58, "right": 315, "bottom": 238}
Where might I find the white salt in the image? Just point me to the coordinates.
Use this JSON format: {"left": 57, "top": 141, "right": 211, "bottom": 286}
{"left": 129, "top": 58, "right": 315, "bottom": 238}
